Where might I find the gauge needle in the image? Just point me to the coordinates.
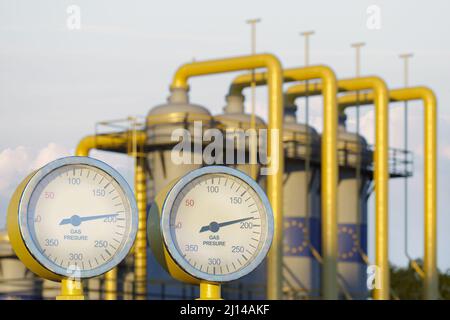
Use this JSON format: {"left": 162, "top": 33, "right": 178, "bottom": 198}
{"left": 59, "top": 214, "right": 119, "bottom": 227}
{"left": 199, "top": 216, "right": 253, "bottom": 233}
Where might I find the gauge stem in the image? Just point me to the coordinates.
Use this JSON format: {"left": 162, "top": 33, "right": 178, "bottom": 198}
{"left": 56, "top": 279, "right": 84, "bottom": 300}
{"left": 198, "top": 282, "right": 222, "bottom": 300}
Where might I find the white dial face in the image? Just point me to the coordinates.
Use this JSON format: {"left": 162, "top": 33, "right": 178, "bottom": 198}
{"left": 164, "top": 170, "right": 273, "bottom": 282}
{"left": 21, "top": 161, "right": 136, "bottom": 278}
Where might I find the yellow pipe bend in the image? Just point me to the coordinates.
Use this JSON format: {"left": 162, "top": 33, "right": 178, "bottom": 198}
{"left": 172, "top": 53, "right": 284, "bottom": 300}
{"left": 76, "top": 132, "right": 146, "bottom": 157}
{"left": 336, "top": 87, "right": 438, "bottom": 300}
{"left": 134, "top": 155, "right": 148, "bottom": 300}
{"left": 228, "top": 65, "right": 339, "bottom": 300}
{"left": 285, "top": 82, "right": 323, "bottom": 104}
{"left": 339, "top": 78, "right": 390, "bottom": 301}
{"left": 171, "top": 53, "right": 282, "bottom": 91}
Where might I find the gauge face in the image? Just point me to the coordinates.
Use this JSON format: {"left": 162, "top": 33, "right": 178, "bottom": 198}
{"left": 161, "top": 166, "right": 273, "bottom": 283}
{"left": 18, "top": 157, "right": 137, "bottom": 279}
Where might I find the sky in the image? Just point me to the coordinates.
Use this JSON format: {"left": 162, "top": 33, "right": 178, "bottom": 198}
{"left": 0, "top": 0, "right": 449, "bottom": 271}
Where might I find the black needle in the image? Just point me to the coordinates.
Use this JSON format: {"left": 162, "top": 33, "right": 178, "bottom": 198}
{"left": 59, "top": 214, "right": 118, "bottom": 226}
{"left": 199, "top": 217, "right": 254, "bottom": 233}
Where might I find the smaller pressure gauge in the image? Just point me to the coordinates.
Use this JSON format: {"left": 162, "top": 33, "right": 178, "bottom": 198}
{"left": 7, "top": 156, "right": 138, "bottom": 281}
{"left": 150, "top": 166, "right": 274, "bottom": 283}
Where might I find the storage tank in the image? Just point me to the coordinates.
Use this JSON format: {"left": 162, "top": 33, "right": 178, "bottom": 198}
{"left": 281, "top": 103, "right": 321, "bottom": 299}
{"left": 0, "top": 230, "right": 39, "bottom": 299}
{"left": 144, "top": 88, "right": 213, "bottom": 299}
{"left": 214, "top": 93, "right": 266, "bottom": 180}
{"left": 146, "top": 87, "right": 213, "bottom": 196}
{"left": 336, "top": 112, "right": 372, "bottom": 300}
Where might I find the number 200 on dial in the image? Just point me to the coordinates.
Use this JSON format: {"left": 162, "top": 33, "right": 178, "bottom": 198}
{"left": 160, "top": 166, "right": 274, "bottom": 283}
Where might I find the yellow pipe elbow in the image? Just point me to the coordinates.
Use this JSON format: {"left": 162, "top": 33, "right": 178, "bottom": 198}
{"left": 284, "top": 82, "right": 324, "bottom": 105}
{"left": 171, "top": 53, "right": 282, "bottom": 91}
{"left": 339, "top": 77, "right": 390, "bottom": 300}
{"left": 337, "top": 86, "right": 438, "bottom": 300}
{"left": 229, "top": 73, "right": 270, "bottom": 97}
{"left": 75, "top": 136, "right": 97, "bottom": 157}
{"left": 415, "top": 88, "right": 438, "bottom": 300}
{"left": 286, "top": 76, "right": 390, "bottom": 299}
{"left": 75, "top": 131, "right": 147, "bottom": 157}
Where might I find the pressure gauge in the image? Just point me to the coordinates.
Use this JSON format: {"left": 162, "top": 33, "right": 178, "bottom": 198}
{"left": 7, "top": 156, "right": 138, "bottom": 281}
{"left": 149, "top": 166, "right": 273, "bottom": 283}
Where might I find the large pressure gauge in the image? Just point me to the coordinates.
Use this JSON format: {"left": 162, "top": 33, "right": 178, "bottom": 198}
{"left": 149, "top": 166, "right": 274, "bottom": 283}
{"left": 7, "top": 156, "right": 138, "bottom": 281}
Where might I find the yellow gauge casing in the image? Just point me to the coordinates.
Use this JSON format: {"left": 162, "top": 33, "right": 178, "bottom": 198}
{"left": 7, "top": 171, "right": 63, "bottom": 281}
{"left": 148, "top": 166, "right": 274, "bottom": 286}
{"left": 7, "top": 156, "right": 138, "bottom": 284}
{"left": 148, "top": 179, "right": 201, "bottom": 285}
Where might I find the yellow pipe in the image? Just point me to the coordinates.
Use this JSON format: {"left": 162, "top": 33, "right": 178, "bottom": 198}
{"left": 284, "top": 82, "right": 323, "bottom": 103}
{"left": 171, "top": 53, "right": 284, "bottom": 299}
{"left": 56, "top": 279, "right": 84, "bottom": 300}
{"left": 104, "top": 268, "right": 117, "bottom": 300}
{"left": 75, "top": 131, "right": 146, "bottom": 157}
{"left": 198, "top": 282, "right": 222, "bottom": 300}
{"left": 75, "top": 131, "right": 147, "bottom": 300}
{"left": 134, "top": 156, "right": 147, "bottom": 300}
{"left": 229, "top": 66, "right": 339, "bottom": 299}
{"left": 286, "top": 77, "right": 390, "bottom": 300}
{"left": 336, "top": 87, "right": 438, "bottom": 300}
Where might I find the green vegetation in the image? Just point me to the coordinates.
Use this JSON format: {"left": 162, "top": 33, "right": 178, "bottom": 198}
{"left": 390, "top": 260, "right": 450, "bottom": 299}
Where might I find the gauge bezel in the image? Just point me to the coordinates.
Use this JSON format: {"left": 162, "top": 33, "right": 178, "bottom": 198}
{"left": 17, "top": 156, "right": 138, "bottom": 279}
{"left": 160, "top": 165, "right": 274, "bottom": 283}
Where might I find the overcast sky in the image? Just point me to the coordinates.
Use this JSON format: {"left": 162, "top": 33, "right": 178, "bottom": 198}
{"left": 1, "top": 0, "right": 449, "bottom": 271}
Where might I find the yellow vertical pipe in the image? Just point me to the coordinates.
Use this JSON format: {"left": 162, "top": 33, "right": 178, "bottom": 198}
{"left": 104, "top": 268, "right": 117, "bottom": 300}
{"left": 247, "top": 19, "right": 260, "bottom": 181}
{"left": 420, "top": 89, "right": 438, "bottom": 300}
{"left": 170, "top": 54, "right": 284, "bottom": 299}
{"left": 134, "top": 156, "right": 147, "bottom": 299}
{"left": 250, "top": 76, "right": 258, "bottom": 180}
{"left": 374, "top": 80, "right": 389, "bottom": 300}
{"left": 228, "top": 66, "right": 338, "bottom": 299}
{"left": 265, "top": 59, "right": 284, "bottom": 301}
{"left": 319, "top": 68, "right": 339, "bottom": 300}
{"left": 337, "top": 87, "right": 438, "bottom": 299}
{"left": 198, "top": 282, "right": 222, "bottom": 300}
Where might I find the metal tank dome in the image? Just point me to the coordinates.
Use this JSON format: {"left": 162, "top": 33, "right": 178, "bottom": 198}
{"left": 337, "top": 113, "right": 371, "bottom": 169}
{"left": 215, "top": 94, "right": 266, "bottom": 128}
{"left": 146, "top": 87, "right": 213, "bottom": 196}
{"left": 214, "top": 93, "right": 267, "bottom": 179}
